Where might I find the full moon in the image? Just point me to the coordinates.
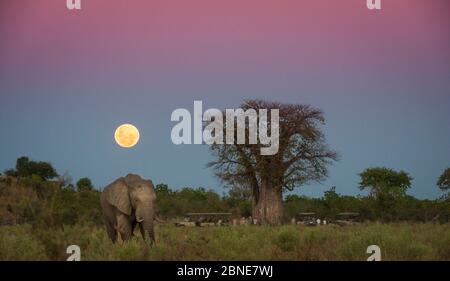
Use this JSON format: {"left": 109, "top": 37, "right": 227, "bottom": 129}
{"left": 114, "top": 124, "right": 140, "bottom": 148}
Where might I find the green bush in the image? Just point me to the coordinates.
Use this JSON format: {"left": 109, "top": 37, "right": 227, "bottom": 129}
{"left": 273, "top": 228, "right": 299, "bottom": 252}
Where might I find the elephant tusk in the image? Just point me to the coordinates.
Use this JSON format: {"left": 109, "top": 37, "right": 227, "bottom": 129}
{"left": 136, "top": 217, "right": 144, "bottom": 223}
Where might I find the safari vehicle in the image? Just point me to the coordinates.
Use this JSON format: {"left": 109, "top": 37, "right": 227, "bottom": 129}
{"left": 334, "top": 212, "right": 360, "bottom": 226}
{"left": 295, "top": 212, "right": 318, "bottom": 226}
{"left": 174, "top": 213, "right": 232, "bottom": 227}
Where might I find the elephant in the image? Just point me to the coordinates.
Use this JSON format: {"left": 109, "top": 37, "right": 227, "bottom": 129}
{"left": 100, "top": 174, "right": 157, "bottom": 244}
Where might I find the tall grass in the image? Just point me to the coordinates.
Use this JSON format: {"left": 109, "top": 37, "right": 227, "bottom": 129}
{"left": 0, "top": 223, "right": 449, "bottom": 261}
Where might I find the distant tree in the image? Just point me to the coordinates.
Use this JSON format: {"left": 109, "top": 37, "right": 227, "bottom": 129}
{"left": 155, "top": 183, "right": 173, "bottom": 196}
{"left": 16, "top": 156, "right": 31, "bottom": 177}
{"left": 154, "top": 184, "right": 175, "bottom": 217}
{"left": 76, "top": 177, "right": 94, "bottom": 192}
{"left": 12, "top": 156, "right": 58, "bottom": 180}
{"left": 437, "top": 168, "right": 450, "bottom": 191}
{"left": 359, "top": 167, "right": 412, "bottom": 212}
{"left": 323, "top": 186, "right": 339, "bottom": 202}
{"left": 209, "top": 100, "right": 337, "bottom": 224}
{"left": 29, "top": 161, "right": 58, "bottom": 180}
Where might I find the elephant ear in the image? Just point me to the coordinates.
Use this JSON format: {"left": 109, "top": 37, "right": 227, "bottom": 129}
{"left": 104, "top": 178, "right": 131, "bottom": 215}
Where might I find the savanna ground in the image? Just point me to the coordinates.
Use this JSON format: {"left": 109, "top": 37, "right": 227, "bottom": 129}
{"left": 1, "top": 161, "right": 449, "bottom": 261}
{"left": 1, "top": 222, "right": 449, "bottom": 261}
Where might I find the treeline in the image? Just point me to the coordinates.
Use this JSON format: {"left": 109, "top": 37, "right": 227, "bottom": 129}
{"left": 284, "top": 187, "right": 449, "bottom": 223}
{"left": 2, "top": 176, "right": 448, "bottom": 228}
{"left": 0, "top": 176, "right": 102, "bottom": 227}
{"left": 156, "top": 185, "right": 449, "bottom": 223}
{"left": 1, "top": 157, "right": 449, "bottom": 228}
{"left": 155, "top": 184, "right": 252, "bottom": 218}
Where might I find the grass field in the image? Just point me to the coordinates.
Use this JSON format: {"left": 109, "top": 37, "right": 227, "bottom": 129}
{"left": 1, "top": 223, "right": 449, "bottom": 261}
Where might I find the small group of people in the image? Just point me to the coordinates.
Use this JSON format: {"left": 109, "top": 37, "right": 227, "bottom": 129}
{"left": 231, "top": 216, "right": 259, "bottom": 226}
{"left": 315, "top": 218, "right": 327, "bottom": 225}
{"left": 291, "top": 217, "right": 327, "bottom": 226}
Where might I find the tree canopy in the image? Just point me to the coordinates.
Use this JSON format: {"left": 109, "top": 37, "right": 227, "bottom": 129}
{"left": 209, "top": 100, "right": 337, "bottom": 224}
{"left": 7, "top": 156, "right": 59, "bottom": 180}
{"left": 359, "top": 167, "right": 412, "bottom": 201}
{"left": 76, "top": 177, "right": 94, "bottom": 192}
{"left": 437, "top": 168, "right": 450, "bottom": 191}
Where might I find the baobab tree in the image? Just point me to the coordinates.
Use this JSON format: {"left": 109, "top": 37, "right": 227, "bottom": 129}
{"left": 209, "top": 100, "right": 337, "bottom": 224}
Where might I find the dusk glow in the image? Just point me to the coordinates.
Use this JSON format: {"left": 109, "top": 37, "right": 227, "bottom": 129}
{"left": 1, "top": 0, "right": 449, "bottom": 199}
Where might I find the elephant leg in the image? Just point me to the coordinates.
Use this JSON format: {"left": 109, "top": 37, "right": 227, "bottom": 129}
{"left": 104, "top": 218, "right": 117, "bottom": 243}
{"left": 117, "top": 214, "right": 132, "bottom": 242}
{"left": 147, "top": 222, "right": 155, "bottom": 244}
{"left": 138, "top": 223, "right": 146, "bottom": 240}
{"left": 131, "top": 220, "right": 137, "bottom": 237}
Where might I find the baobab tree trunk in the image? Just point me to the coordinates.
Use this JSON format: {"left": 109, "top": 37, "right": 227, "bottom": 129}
{"left": 252, "top": 182, "right": 283, "bottom": 225}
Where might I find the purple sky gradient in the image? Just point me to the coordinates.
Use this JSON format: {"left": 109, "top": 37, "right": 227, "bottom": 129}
{"left": 1, "top": 0, "right": 449, "bottom": 198}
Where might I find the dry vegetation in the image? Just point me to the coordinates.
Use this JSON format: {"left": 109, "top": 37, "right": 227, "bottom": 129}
{"left": 1, "top": 163, "right": 449, "bottom": 261}
{"left": 1, "top": 222, "right": 449, "bottom": 261}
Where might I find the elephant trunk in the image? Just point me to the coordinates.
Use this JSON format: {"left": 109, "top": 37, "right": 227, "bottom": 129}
{"left": 137, "top": 205, "right": 155, "bottom": 243}
{"left": 142, "top": 218, "right": 155, "bottom": 243}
